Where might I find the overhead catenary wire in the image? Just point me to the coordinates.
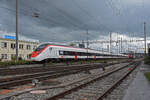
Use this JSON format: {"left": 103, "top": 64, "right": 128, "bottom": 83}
{"left": 0, "top": 0, "right": 147, "bottom": 53}
{"left": 0, "top": 5, "right": 91, "bottom": 42}
{"left": 0, "top": 1, "right": 90, "bottom": 31}
{"left": 0, "top": 1, "right": 101, "bottom": 43}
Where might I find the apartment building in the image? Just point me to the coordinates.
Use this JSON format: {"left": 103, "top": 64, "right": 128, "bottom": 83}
{"left": 0, "top": 37, "right": 39, "bottom": 61}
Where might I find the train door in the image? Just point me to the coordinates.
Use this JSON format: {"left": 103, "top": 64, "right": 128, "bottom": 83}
{"left": 75, "top": 52, "right": 78, "bottom": 60}
{"left": 53, "top": 48, "right": 58, "bottom": 58}
{"left": 49, "top": 47, "right": 53, "bottom": 58}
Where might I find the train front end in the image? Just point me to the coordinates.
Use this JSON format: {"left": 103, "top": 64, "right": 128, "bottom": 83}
{"left": 31, "top": 43, "right": 49, "bottom": 61}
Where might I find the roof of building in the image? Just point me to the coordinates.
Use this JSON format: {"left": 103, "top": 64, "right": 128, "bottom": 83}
{"left": 0, "top": 38, "right": 39, "bottom": 44}
{"left": 0, "top": 32, "right": 39, "bottom": 43}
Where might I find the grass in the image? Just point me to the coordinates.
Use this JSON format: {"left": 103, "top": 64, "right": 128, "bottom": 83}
{"left": 0, "top": 58, "right": 127, "bottom": 68}
{"left": 144, "top": 72, "right": 150, "bottom": 83}
{"left": 48, "top": 58, "right": 126, "bottom": 66}
{"left": 0, "top": 60, "right": 35, "bottom": 67}
{"left": 144, "top": 56, "right": 150, "bottom": 65}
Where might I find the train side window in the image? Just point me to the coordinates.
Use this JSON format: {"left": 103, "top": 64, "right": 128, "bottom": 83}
{"left": 68, "top": 51, "right": 74, "bottom": 56}
{"left": 78, "top": 52, "right": 82, "bottom": 56}
{"left": 59, "top": 51, "right": 64, "bottom": 55}
{"left": 49, "top": 47, "right": 52, "bottom": 51}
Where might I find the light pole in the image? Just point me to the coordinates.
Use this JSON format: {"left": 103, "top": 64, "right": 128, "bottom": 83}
{"left": 144, "top": 22, "right": 146, "bottom": 55}
{"left": 109, "top": 32, "right": 112, "bottom": 53}
{"left": 15, "top": 2, "right": 39, "bottom": 61}
{"left": 16, "top": 0, "right": 19, "bottom": 61}
{"left": 86, "top": 29, "right": 89, "bottom": 59}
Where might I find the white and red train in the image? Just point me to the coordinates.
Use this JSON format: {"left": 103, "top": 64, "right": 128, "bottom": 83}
{"left": 31, "top": 43, "right": 128, "bottom": 62}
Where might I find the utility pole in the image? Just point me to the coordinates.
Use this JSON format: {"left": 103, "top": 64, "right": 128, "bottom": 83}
{"left": 102, "top": 42, "right": 103, "bottom": 52}
{"left": 117, "top": 33, "right": 120, "bottom": 54}
{"left": 16, "top": 0, "right": 19, "bottom": 61}
{"left": 86, "top": 29, "right": 89, "bottom": 58}
{"left": 119, "top": 39, "right": 120, "bottom": 54}
{"left": 144, "top": 22, "right": 146, "bottom": 55}
{"left": 109, "top": 32, "right": 112, "bottom": 53}
{"left": 121, "top": 37, "right": 122, "bottom": 53}
{"left": 116, "top": 33, "right": 119, "bottom": 55}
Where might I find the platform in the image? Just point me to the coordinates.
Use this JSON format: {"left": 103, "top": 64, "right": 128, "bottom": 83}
{"left": 122, "top": 62, "right": 150, "bottom": 100}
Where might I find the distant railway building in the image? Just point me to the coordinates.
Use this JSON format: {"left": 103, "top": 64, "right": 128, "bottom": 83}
{"left": 0, "top": 35, "right": 39, "bottom": 61}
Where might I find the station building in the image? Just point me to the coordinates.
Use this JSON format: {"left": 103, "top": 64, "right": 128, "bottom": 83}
{"left": 0, "top": 35, "right": 39, "bottom": 61}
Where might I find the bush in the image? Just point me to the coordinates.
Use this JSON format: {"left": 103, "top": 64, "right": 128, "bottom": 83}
{"left": 0, "top": 60, "right": 35, "bottom": 67}
{"left": 11, "top": 56, "right": 16, "bottom": 61}
{"left": 18, "top": 57, "right": 23, "bottom": 61}
{"left": 11, "top": 56, "right": 23, "bottom": 61}
{"left": 144, "top": 56, "right": 150, "bottom": 65}
{"left": 144, "top": 72, "right": 150, "bottom": 83}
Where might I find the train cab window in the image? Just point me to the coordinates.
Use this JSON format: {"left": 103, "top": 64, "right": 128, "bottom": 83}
{"left": 35, "top": 44, "right": 49, "bottom": 51}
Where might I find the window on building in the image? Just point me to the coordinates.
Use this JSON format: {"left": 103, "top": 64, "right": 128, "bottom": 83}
{"left": 1, "top": 42, "right": 7, "bottom": 48}
{"left": 19, "top": 54, "right": 23, "bottom": 60}
{"left": 1, "top": 54, "right": 7, "bottom": 59}
{"left": 27, "top": 54, "right": 30, "bottom": 59}
{"left": 11, "top": 43, "right": 16, "bottom": 49}
{"left": 26, "top": 45, "right": 31, "bottom": 50}
{"left": 11, "top": 54, "right": 16, "bottom": 58}
{"left": 11, "top": 54, "right": 16, "bottom": 60}
{"left": 19, "top": 44, "right": 24, "bottom": 49}
{"left": 33, "top": 46, "right": 37, "bottom": 50}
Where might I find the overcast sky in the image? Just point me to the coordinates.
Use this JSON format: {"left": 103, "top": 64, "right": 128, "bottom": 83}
{"left": 0, "top": 0, "right": 150, "bottom": 44}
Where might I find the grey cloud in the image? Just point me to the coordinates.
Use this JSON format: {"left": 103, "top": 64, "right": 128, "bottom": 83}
{"left": 0, "top": 0, "right": 150, "bottom": 42}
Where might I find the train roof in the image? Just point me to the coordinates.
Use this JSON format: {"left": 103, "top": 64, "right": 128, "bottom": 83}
{"left": 38, "top": 42, "right": 115, "bottom": 55}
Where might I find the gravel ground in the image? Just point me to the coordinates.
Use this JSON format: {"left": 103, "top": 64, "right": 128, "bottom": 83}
{"left": 7, "top": 63, "right": 128, "bottom": 100}
{"left": 122, "top": 62, "right": 150, "bottom": 100}
{"left": 0, "top": 62, "right": 129, "bottom": 100}
{"left": 0, "top": 59, "right": 126, "bottom": 69}
{"left": 103, "top": 62, "right": 140, "bottom": 100}
{"left": 55, "top": 63, "right": 128, "bottom": 84}
{"left": 55, "top": 63, "right": 131, "bottom": 100}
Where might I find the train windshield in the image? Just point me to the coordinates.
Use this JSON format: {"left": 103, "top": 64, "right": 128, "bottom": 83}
{"left": 34, "top": 44, "right": 49, "bottom": 51}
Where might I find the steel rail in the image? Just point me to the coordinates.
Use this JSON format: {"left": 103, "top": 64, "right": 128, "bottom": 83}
{"left": 45, "top": 61, "right": 136, "bottom": 100}
{"left": 0, "top": 60, "right": 128, "bottom": 75}
{"left": 0, "top": 63, "right": 105, "bottom": 75}
{"left": 0, "top": 63, "right": 109, "bottom": 89}
{"left": 97, "top": 62, "right": 140, "bottom": 100}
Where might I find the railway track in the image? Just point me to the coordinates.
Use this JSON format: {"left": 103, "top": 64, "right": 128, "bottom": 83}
{"left": 0, "top": 62, "right": 117, "bottom": 89}
{"left": 0, "top": 63, "right": 107, "bottom": 75}
{"left": 45, "top": 61, "right": 140, "bottom": 100}
{"left": 0, "top": 60, "right": 129, "bottom": 75}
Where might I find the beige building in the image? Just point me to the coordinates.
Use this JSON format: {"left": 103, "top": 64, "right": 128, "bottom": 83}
{"left": 0, "top": 38, "right": 39, "bottom": 61}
